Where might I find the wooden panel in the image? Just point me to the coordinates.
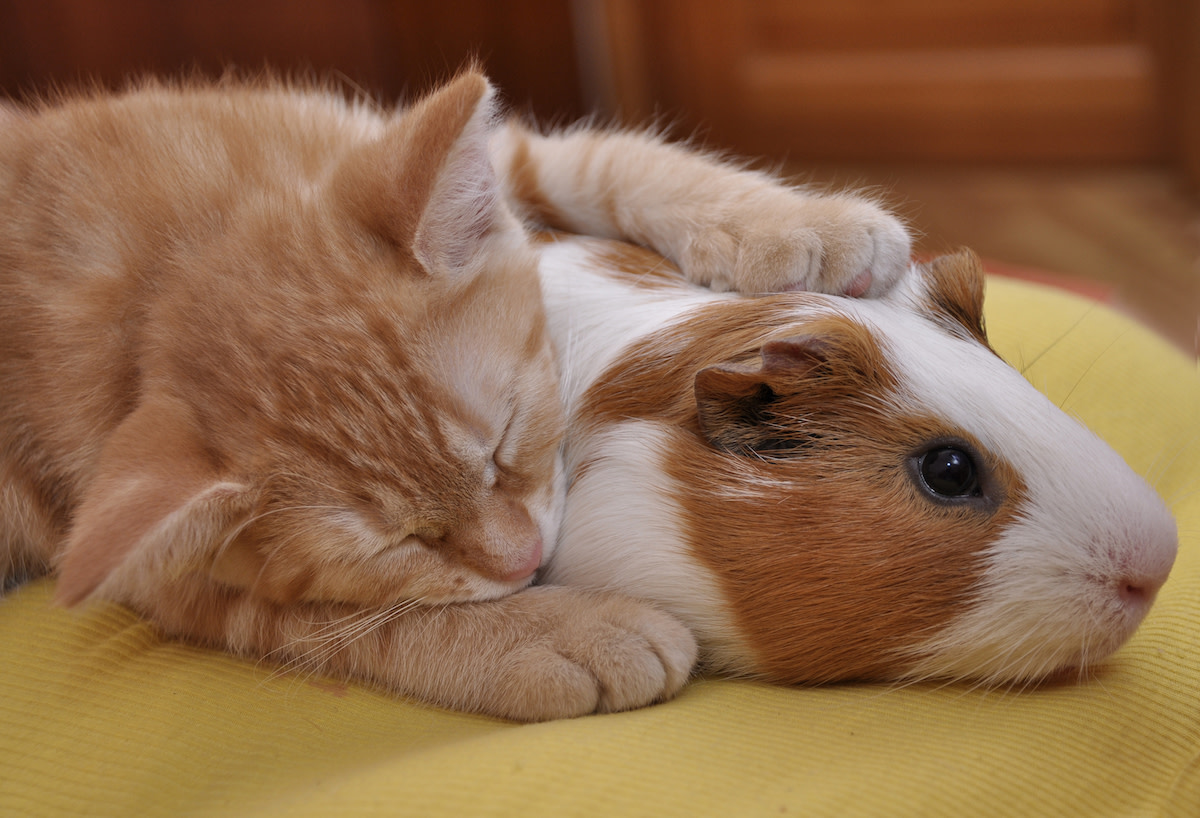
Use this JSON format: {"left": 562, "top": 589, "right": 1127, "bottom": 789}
{"left": 371, "top": 0, "right": 583, "bottom": 116}
{"left": 579, "top": 0, "right": 656, "bottom": 119}
{"left": 0, "top": 0, "right": 177, "bottom": 89}
{"left": 739, "top": 46, "right": 1162, "bottom": 160}
{"left": 0, "top": 0, "right": 381, "bottom": 94}
{"left": 1171, "top": 1, "right": 1200, "bottom": 192}
{"left": 170, "top": 1, "right": 385, "bottom": 85}
{"left": 751, "top": 0, "right": 1141, "bottom": 51}
{"left": 0, "top": 0, "right": 584, "bottom": 119}
{"left": 584, "top": 0, "right": 1171, "bottom": 162}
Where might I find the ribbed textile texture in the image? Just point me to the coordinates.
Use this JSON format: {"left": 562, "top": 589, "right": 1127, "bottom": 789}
{"left": 2, "top": 276, "right": 1197, "bottom": 817}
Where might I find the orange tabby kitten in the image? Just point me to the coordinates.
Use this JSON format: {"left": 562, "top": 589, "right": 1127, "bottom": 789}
{"left": 0, "top": 72, "right": 696, "bottom": 720}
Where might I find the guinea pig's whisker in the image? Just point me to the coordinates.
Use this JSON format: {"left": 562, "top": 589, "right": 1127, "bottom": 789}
{"left": 1175, "top": 521, "right": 1200, "bottom": 544}
{"left": 987, "top": 636, "right": 1052, "bottom": 691}
{"left": 1162, "top": 469, "right": 1200, "bottom": 510}
{"left": 1144, "top": 439, "right": 1182, "bottom": 492}
{"left": 1055, "top": 329, "right": 1130, "bottom": 412}
{"left": 1018, "top": 304, "right": 1098, "bottom": 376}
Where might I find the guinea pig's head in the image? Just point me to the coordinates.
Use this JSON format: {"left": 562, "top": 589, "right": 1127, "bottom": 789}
{"left": 862, "top": 252, "right": 1180, "bottom": 685}
{"left": 581, "top": 249, "right": 1177, "bottom": 687}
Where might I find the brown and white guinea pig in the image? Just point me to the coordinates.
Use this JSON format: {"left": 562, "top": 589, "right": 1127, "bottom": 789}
{"left": 535, "top": 237, "right": 1178, "bottom": 687}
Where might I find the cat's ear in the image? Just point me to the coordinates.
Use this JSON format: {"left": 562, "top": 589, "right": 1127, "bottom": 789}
{"left": 54, "top": 395, "right": 255, "bottom": 606}
{"left": 334, "top": 70, "right": 503, "bottom": 276}
{"left": 694, "top": 319, "right": 891, "bottom": 454}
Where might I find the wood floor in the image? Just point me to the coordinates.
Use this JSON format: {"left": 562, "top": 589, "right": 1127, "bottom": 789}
{"left": 794, "top": 163, "right": 1200, "bottom": 357}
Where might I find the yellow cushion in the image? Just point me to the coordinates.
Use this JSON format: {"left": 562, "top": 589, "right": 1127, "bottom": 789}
{"left": 3, "top": 276, "right": 1198, "bottom": 818}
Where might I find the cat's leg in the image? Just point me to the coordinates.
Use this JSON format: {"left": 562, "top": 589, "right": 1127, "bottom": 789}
{"left": 493, "top": 122, "right": 911, "bottom": 297}
{"left": 145, "top": 579, "right": 698, "bottom": 722}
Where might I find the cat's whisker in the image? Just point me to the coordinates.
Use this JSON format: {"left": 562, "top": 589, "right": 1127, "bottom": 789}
{"left": 318, "top": 601, "right": 423, "bottom": 661}
{"left": 249, "top": 529, "right": 315, "bottom": 594}
{"left": 227, "top": 504, "right": 352, "bottom": 553}
{"left": 263, "top": 597, "right": 431, "bottom": 687}
{"left": 269, "top": 471, "right": 354, "bottom": 501}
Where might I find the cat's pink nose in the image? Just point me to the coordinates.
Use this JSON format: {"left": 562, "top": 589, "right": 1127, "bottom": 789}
{"left": 500, "top": 538, "right": 544, "bottom": 582}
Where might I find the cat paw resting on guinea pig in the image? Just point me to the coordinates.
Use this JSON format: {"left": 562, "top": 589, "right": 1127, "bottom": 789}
{"left": 0, "top": 69, "right": 913, "bottom": 722}
{"left": 491, "top": 121, "right": 911, "bottom": 298}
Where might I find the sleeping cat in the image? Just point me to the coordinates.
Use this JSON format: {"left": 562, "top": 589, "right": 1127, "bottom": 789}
{"left": 0, "top": 70, "right": 910, "bottom": 720}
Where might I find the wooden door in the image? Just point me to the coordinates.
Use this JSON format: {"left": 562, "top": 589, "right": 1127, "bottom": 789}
{"left": 578, "top": 0, "right": 1193, "bottom": 168}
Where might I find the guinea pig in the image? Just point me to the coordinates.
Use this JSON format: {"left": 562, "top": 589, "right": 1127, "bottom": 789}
{"left": 536, "top": 237, "right": 1179, "bottom": 687}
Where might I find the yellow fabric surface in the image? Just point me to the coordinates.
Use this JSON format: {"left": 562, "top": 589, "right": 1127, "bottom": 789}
{"left": 2, "top": 277, "right": 1198, "bottom": 818}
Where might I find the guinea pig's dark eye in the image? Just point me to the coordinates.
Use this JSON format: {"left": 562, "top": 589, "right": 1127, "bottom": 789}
{"left": 918, "top": 447, "right": 980, "bottom": 498}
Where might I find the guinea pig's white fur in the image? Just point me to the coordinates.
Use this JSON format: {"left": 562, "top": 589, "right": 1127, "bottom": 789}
{"left": 536, "top": 235, "right": 1178, "bottom": 686}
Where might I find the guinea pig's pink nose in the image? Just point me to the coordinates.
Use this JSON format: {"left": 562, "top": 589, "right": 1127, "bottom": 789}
{"left": 1118, "top": 579, "right": 1157, "bottom": 606}
{"left": 1116, "top": 553, "right": 1174, "bottom": 609}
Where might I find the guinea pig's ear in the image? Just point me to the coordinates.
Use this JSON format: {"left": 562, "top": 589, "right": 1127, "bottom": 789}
{"left": 694, "top": 337, "right": 830, "bottom": 454}
{"left": 920, "top": 249, "right": 989, "bottom": 346}
{"left": 694, "top": 317, "right": 893, "bottom": 454}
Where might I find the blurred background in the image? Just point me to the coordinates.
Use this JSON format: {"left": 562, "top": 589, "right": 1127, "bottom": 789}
{"left": 1, "top": 0, "right": 1196, "bottom": 353}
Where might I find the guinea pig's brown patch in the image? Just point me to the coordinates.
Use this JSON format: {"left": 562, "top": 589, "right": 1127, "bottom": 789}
{"left": 579, "top": 301, "right": 1027, "bottom": 683}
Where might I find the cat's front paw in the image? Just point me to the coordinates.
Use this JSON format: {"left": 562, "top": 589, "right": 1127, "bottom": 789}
{"left": 488, "top": 586, "right": 698, "bottom": 721}
{"left": 682, "top": 189, "right": 911, "bottom": 298}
